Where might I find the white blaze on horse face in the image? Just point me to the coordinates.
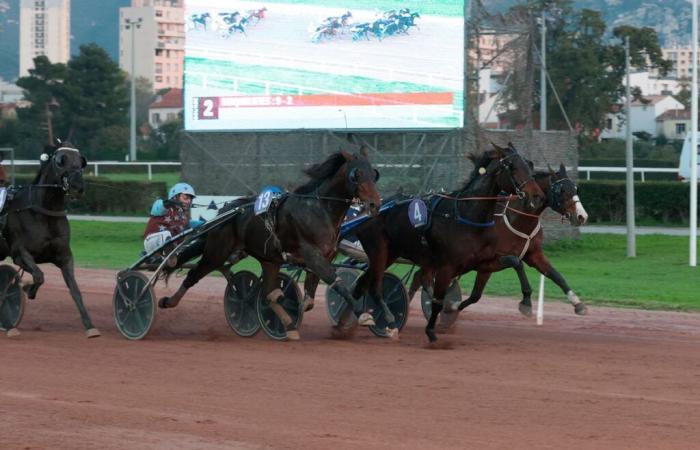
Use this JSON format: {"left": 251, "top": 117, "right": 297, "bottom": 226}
{"left": 573, "top": 195, "right": 588, "bottom": 225}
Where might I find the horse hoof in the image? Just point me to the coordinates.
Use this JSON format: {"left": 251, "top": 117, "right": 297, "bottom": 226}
{"left": 85, "top": 328, "right": 101, "bottom": 338}
{"left": 426, "top": 329, "right": 437, "bottom": 343}
{"left": 574, "top": 303, "right": 588, "bottom": 316}
{"left": 519, "top": 303, "right": 533, "bottom": 317}
{"left": 385, "top": 327, "right": 399, "bottom": 341}
{"left": 158, "top": 297, "right": 171, "bottom": 309}
{"left": 357, "top": 312, "right": 375, "bottom": 327}
{"left": 6, "top": 328, "right": 20, "bottom": 338}
{"left": 302, "top": 299, "right": 315, "bottom": 313}
{"left": 438, "top": 311, "right": 459, "bottom": 330}
{"left": 285, "top": 329, "right": 300, "bottom": 341}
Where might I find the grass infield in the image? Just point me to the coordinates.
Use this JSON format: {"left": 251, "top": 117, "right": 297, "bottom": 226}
{"left": 67, "top": 221, "right": 699, "bottom": 311}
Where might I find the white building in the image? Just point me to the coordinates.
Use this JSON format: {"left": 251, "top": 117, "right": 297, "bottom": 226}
{"left": 148, "top": 87, "right": 182, "bottom": 128}
{"left": 628, "top": 72, "right": 683, "bottom": 96}
{"left": 119, "top": 0, "right": 185, "bottom": 92}
{"left": 18, "top": 0, "right": 70, "bottom": 77}
{"left": 661, "top": 46, "right": 697, "bottom": 79}
{"left": 0, "top": 79, "right": 23, "bottom": 103}
{"left": 601, "top": 95, "right": 685, "bottom": 140}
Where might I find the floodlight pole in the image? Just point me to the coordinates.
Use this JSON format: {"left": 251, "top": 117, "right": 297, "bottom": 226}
{"left": 125, "top": 17, "right": 142, "bottom": 162}
{"left": 691, "top": 0, "right": 698, "bottom": 266}
{"left": 540, "top": 10, "right": 546, "bottom": 132}
{"left": 625, "top": 36, "right": 636, "bottom": 257}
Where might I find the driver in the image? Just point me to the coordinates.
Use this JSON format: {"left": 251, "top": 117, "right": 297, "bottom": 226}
{"left": 143, "top": 182, "right": 204, "bottom": 265}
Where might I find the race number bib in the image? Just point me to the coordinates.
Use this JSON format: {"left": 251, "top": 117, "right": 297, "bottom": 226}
{"left": 254, "top": 186, "right": 282, "bottom": 215}
{"left": 408, "top": 199, "right": 428, "bottom": 228}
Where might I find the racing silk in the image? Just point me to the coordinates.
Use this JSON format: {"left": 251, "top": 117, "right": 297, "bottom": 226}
{"left": 143, "top": 201, "right": 191, "bottom": 239}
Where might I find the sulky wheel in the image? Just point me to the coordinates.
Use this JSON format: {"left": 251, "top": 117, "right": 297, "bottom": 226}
{"left": 257, "top": 272, "right": 303, "bottom": 341}
{"left": 113, "top": 271, "right": 156, "bottom": 340}
{"left": 367, "top": 273, "right": 409, "bottom": 338}
{"left": 224, "top": 270, "right": 261, "bottom": 337}
{"left": 0, "top": 265, "right": 26, "bottom": 331}
{"left": 421, "top": 279, "right": 462, "bottom": 321}
{"left": 325, "top": 268, "right": 362, "bottom": 327}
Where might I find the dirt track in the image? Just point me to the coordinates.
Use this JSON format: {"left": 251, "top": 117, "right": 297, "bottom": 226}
{"left": 2, "top": 266, "right": 700, "bottom": 450}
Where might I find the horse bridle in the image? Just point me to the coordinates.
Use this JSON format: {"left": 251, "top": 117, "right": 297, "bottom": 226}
{"left": 548, "top": 177, "right": 581, "bottom": 218}
{"left": 488, "top": 152, "right": 535, "bottom": 200}
{"left": 51, "top": 148, "right": 85, "bottom": 194}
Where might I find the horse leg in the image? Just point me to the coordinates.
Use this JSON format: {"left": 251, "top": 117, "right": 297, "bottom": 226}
{"left": 13, "top": 248, "right": 43, "bottom": 300}
{"left": 302, "top": 271, "right": 320, "bottom": 312}
{"left": 524, "top": 250, "right": 587, "bottom": 315}
{"left": 495, "top": 255, "right": 534, "bottom": 317}
{"left": 159, "top": 236, "right": 232, "bottom": 309}
{"left": 298, "top": 243, "right": 374, "bottom": 328}
{"left": 425, "top": 269, "right": 452, "bottom": 343}
{"left": 260, "top": 262, "right": 299, "bottom": 341}
{"left": 57, "top": 257, "right": 100, "bottom": 338}
{"left": 458, "top": 271, "right": 492, "bottom": 311}
{"left": 407, "top": 267, "right": 433, "bottom": 302}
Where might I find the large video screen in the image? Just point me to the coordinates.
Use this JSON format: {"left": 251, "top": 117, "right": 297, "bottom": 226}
{"left": 184, "top": 0, "right": 465, "bottom": 131}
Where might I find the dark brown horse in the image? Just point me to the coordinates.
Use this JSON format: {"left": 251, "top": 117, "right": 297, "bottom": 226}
{"left": 410, "top": 164, "right": 590, "bottom": 330}
{"left": 352, "top": 143, "right": 545, "bottom": 342}
{"left": 0, "top": 143, "right": 99, "bottom": 338}
{"left": 158, "top": 149, "right": 381, "bottom": 340}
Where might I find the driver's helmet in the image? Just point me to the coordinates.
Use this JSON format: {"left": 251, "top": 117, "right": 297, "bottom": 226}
{"left": 168, "top": 182, "right": 196, "bottom": 200}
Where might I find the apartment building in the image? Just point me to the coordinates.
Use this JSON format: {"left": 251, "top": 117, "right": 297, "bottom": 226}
{"left": 119, "top": 0, "right": 185, "bottom": 92}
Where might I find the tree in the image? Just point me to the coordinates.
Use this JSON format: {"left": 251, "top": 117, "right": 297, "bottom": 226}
{"left": 502, "top": 0, "right": 671, "bottom": 136}
{"left": 61, "top": 43, "right": 129, "bottom": 151}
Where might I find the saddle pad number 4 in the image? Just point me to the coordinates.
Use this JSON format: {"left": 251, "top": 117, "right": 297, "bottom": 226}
{"left": 408, "top": 199, "right": 428, "bottom": 228}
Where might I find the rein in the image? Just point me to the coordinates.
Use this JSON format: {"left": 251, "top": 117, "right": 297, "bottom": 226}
{"left": 494, "top": 198, "right": 542, "bottom": 260}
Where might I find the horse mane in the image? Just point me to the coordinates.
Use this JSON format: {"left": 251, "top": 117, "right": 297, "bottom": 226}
{"left": 455, "top": 151, "right": 494, "bottom": 193}
{"left": 293, "top": 152, "right": 348, "bottom": 194}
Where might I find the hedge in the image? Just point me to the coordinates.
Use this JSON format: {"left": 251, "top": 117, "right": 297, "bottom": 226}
{"left": 12, "top": 176, "right": 166, "bottom": 215}
{"left": 579, "top": 180, "right": 691, "bottom": 224}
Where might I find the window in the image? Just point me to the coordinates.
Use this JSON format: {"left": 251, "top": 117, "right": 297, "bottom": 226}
{"left": 152, "top": 113, "right": 161, "bottom": 124}
{"left": 676, "top": 123, "right": 686, "bottom": 135}
{"left": 155, "top": 49, "right": 163, "bottom": 56}
{"left": 606, "top": 118, "right": 613, "bottom": 130}
{"left": 155, "top": 76, "right": 163, "bottom": 82}
{"left": 155, "top": 10, "right": 163, "bottom": 17}
{"left": 167, "top": 112, "right": 176, "bottom": 121}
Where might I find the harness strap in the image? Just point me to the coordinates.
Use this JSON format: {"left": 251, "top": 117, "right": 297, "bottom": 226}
{"left": 495, "top": 199, "right": 541, "bottom": 260}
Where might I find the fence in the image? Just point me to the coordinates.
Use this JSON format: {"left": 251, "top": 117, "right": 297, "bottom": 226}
{"left": 9, "top": 160, "right": 181, "bottom": 180}
{"left": 578, "top": 166, "right": 678, "bottom": 182}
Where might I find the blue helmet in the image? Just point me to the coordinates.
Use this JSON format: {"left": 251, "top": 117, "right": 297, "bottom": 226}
{"left": 168, "top": 182, "right": 196, "bottom": 200}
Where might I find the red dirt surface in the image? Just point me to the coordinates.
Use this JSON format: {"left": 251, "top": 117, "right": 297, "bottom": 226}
{"left": 2, "top": 266, "right": 700, "bottom": 450}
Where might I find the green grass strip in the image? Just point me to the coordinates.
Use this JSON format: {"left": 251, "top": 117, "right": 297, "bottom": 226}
{"left": 68, "top": 222, "right": 699, "bottom": 311}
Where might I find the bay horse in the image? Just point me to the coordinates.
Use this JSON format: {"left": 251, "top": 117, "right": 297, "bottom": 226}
{"left": 352, "top": 143, "right": 545, "bottom": 342}
{"left": 409, "top": 163, "right": 590, "bottom": 330}
{"left": 158, "top": 149, "right": 381, "bottom": 341}
{"left": 0, "top": 143, "right": 99, "bottom": 338}
{"left": 458, "top": 164, "right": 589, "bottom": 315}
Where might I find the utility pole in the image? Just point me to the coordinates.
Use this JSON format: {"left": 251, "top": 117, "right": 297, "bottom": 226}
{"left": 625, "top": 36, "right": 636, "bottom": 257}
{"left": 125, "top": 17, "right": 142, "bottom": 162}
{"left": 691, "top": 0, "right": 698, "bottom": 266}
{"left": 540, "top": 10, "right": 546, "bottom": 131}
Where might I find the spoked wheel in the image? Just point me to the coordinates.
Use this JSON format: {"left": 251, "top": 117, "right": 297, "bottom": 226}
{"left": 421, "top": 279, "right": 462, "bottom": 321}
{"left": 113, "top": 271, "right": 156, "bottom": 340}
{"left": 256, "top": 273, "right": 303, "bottom": 341}
{"left": 0, "top": 265, "right": 25, "bottom": 331}
{"left": 224, "top": 270, "right": 261, "bottom": 337}
{"left": 367, "top": 273, "right": 409, "bottom": 338}
{"left": 325, "top": 268, "right": 362, "bottom": 327}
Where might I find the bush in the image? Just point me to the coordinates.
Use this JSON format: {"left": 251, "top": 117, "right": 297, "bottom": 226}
{"left": 579, "top": 180, "right": 691, "bottom": 224}
{"left": 12, "top": 175, "right": 166, "bottom": 215}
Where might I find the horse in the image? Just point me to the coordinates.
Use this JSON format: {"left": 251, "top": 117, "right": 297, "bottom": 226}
{"left": 0, "top": 143, "right": 99, "bottom": 338}
{"left": 246, "top": 7, "right": 267, "bottom": 24}
{"left": 351, "top": 143, "right": 545, "bottom": 342}
{"left": 456, "top": 164, "right": 589, "bottom": 314}
{"left": 311, "top": 24, "right": 336, "bottom": 43}
{"left": 408, "top": 163, "right": 590, "bottom": 331}
{"left": 158, "top": 149, "right": 382, "bottom": 341}
{"left": 224, "top": 17, "right": 248, "bottom": 37}
{"left": 351, "top": 23, "right": 371, "bottom": 41}
{"left": 190, "top": 12, "right": 211, "bottom": 31}
{"left": 398, "top": 12, "right": 420, "bottom": 33}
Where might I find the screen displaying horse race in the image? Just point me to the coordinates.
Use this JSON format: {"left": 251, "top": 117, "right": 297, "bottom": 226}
{"left": 184, "top": 0, "right": 465, "bottom": 131}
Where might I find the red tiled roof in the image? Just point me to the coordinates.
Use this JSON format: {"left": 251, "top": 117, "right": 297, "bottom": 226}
{"left": 149, "top": 88, "right": 183, "bottom": 109}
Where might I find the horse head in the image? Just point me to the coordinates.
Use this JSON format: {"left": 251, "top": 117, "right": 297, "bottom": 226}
{"left": 484, "top": 142, "right": 544, "bottom": 209}
{"left": 341, "top": 146, "right": 380, "bottom": 217}
{"left": 547, "top": 163, "right": 588, "bottom": 226}
{"left": 42, "top": 142, "right": 88, "bottom": 199}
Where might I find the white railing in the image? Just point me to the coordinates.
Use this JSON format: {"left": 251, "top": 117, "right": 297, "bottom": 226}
{"left": 11, "top": 160, "right": 181, "bottom": 180}
{"left": 578, "top": 166, "right": 678, "bottom": 182}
